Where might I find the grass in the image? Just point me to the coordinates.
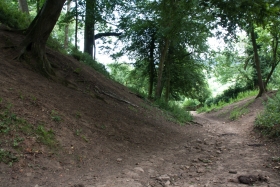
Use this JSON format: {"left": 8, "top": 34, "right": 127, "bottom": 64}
{"left": 198, "top": 90, "right": 258, "bottom": 113}
{"left": 255, "top": 91, "right": 280, "bottom": 137}
{"left": 229, "top": 100, "right": 254, "bottom": 120}
{"left": 0, "top": 100, "right": 58, "bottom": 165}
{"left": 51, "top": 110, "right": 62, "bottom": 122}
{"left": 154, "top": 99, "right": 192, "bottom": 124}
{"left": 75, "top": 129, "right": 89, "bottom": 142}
{"left": 0, "top": 148, "right": 18, "bottom": 165}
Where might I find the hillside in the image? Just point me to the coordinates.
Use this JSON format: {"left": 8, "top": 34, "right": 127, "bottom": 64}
{"left": 0, "top": 28, "right": 280, "bottom": 187}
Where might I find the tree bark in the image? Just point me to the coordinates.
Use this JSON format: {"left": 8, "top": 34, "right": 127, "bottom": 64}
{"left": 155, "top": 37, "right": 169, "bottom": 99}
{"left": 94, "top": 32, "right": 122, "bottom": 40}
{"left": 250, "top": 25, "right": 265, "bottom": 98}
{"left": 18, "top": 0, "right": 29, "bottom": 15}
{"left": 148, "top": 33, "right": 156, "bottom": 99}
{"left": 18, "top": 0, "right": 66, "bottom": 76}
{"left": 74, "top": 0, "right": 78, "bottom": 50}
{"left": 64, "top": 0, "right": 71, "bottom": 50}
{"left": 84, "top": 0, "right": 95, "bottom": 57}
{"left": 36, "top": 0, "right": 40, "bottom": 14}
{"left": 264, "top": 35, "right": 279, "bottom": 89}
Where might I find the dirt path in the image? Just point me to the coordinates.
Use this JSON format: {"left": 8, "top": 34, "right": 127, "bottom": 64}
{"left": 76, "top": 106, "right": 280, "bottom": 187}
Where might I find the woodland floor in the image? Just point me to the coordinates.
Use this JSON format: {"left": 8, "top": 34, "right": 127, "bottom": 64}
{"left": 0, "top": 27, "right": 280, "bottom": 187}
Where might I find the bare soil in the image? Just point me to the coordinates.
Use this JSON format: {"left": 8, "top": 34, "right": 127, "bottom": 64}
{"left": 0, "top": 28, "right": 279, "bottom": 187}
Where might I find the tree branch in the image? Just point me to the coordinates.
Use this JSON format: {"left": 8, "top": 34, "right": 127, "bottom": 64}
{"left": 94, "top": 32, "right": 122, "bottom": 40}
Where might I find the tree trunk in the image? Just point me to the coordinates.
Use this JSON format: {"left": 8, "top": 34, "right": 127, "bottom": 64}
{"left": 155, "top": 38, "right": 169, "bottom": 99}
{"left": 74, "top": 0, "right": 78, "bottom": 50}
{"left": 36, "top": 0, "right": 40, "bottom": 14}
{"left": 250, "top": 25, "right": 265, "bottom": 98}
{"left": 264, "top": 35, "right": 279, "bottom": 89}
{"left": 164, "top": 43, "right": 174, "bottom": 103}
{"left": 18, "top": 0, "right": 66, "bottom": 76}
{"left": 18, "top": 0, "right": 29, "bottom": 15}
{"left": 164, "top": 59, "right": 171, "bottom": 103}
{"left": 64, "top": 0, "right": 71, "bottom": 50}
{"left": 148, "top": 33, "right": 156, "bottom": 99}
{"left": 84, "top": 0, "right": 95, "bottom": 57}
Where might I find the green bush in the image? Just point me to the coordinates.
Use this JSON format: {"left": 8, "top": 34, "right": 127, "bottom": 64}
{"left": 154, "top": 99, "right": 192, "bottom": 124}
{"left": 0, "top": 1, "right": 30, "bottom": 29}
{"left": 198, "top": 89, "right": 257, "bottom": 113}
{"left": 255, "top": 92, "right": 280, "bottom": 137}
{"left": 70, "top": 48, "right": 110, "bottom": 77}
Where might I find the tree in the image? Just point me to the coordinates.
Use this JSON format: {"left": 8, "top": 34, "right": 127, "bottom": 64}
{"left": 18, "top": 0, "right": 29, "bottom": 15}
{"left": 64, "top": 0, "right": 71, "bottom": 49}
{"left": 207, "top": 0, "right": 275, "bottom": 97}
{"left": 115, "top": 0, "right": 212, "bottom": 101}
{"left": 17, "top": 0, "right": 66, "bottom": 76}
{"left": 84, "top": 0, "right": 95, "bottom": 57}
{"left": 83, "top": 0, "right": 122, "bottom": 59}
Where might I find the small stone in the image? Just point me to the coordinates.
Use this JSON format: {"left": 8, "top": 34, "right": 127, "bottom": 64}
{"left": 157, "top": 174, "right": 170, "bottom": 181}
{"left": 26, "top": 172, "right": 32, "bottom": 177}
{"left": 197, "top": 168, "right": 204, "bottom": 173}
{"left": 134, "top": 167, "right": 144, "bottom": 173}
{"left": 165, "top": 180, "right": 171, "bottom": 185}
{"left": 117, "top": 158, "right": 122, "bottom": 162}
{"left": 229, "top": 170, "right": 237, "bottom": 174}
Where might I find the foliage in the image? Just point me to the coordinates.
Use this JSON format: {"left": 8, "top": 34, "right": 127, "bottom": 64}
{"left": 70, "top": 48, "right": 110, "bottom": 77}
{"left": 205, "top": 84, "right": 255, "bottom": 107}
{"left": 0, "top": 148, "right": 18, "bottom": 165}
{"left": 0, "top": 0, "right": 30, "bottom": 29}
{"left": 36, "top": 125, "right": 56, "bottom": 147}
{"left": 229, "top": 100, "right": 253, "bottom": 120}
{"left": 154, "top": 99, "right": 192, "bottom": 124}
{"left": 255, "top": 92, "right": 280, "bottom": 137}
{"left": 183, "top": 98, "right": 201, "bottom": 111}
{"left": 50, "top": 110, "right": 62, "bottom": 122}
{"left": 198, "top": 89, "right": 258, "bottom": 113}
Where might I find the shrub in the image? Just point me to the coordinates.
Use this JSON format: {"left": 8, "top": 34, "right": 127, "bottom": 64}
{"left": 70, "top": 48, "right": 110, "bottom": 77}
{"left": 154, "top": 99, "right": 192, "bottom": 124}
{"left": 255, "top": 92, "right": 280, "bottom": 137}
{"left": 0, "top": 1, "right": 30, "bottom": 29}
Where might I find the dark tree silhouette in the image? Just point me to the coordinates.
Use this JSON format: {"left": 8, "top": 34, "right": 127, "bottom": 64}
{"left": 17, "top": 0, "right": 66, "bottom": 76}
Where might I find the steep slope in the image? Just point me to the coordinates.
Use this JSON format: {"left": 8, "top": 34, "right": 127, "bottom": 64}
{"left": 0, "top": 28, "right": 192, "bottom": 186}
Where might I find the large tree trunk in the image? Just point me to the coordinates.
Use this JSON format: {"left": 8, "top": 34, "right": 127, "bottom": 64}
{"left": 148, "top": 33, "right": 156, "bottom": 99}
{"left": 84, "top": 0, "right": 95, "bottom": 57}
{"left": 17, "top": 0, "right": 66, "bottom": 76}
{"left": 64, "top": 0, "right": 71, "bottom": 50}
{"left": 74, "top": 0, "right": 78, "bottom": 49}
{"left": 264, "top": 35, "right": 279, "bottom": 89}
{"left": 250, "top": 25, "right": 265, "bottom": 98}
{"left": 18, "top": 0, "right": 29, "bottom": 15}
{"left": 155, "top": 38, "right": 169, "bottom": 99}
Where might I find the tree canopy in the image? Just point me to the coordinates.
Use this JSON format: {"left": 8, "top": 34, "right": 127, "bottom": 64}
{"left": 0, "top": 0, "right": 279, "bottom": 103}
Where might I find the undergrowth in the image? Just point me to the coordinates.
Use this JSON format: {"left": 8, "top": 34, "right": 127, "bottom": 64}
{"left": 0, "top": 99, "right": 57, "bottom": 165}
{"left": 255, "top": 92, "right": 280, "bottom": 137}
{"left": 154, "top": 99, "right": 192, "bottom": 124}
{"left": 229, "top": 100, "right": 254, "bottom": 120}
{"left": 0, "top": 1, "right": 30, "bottom": 29}
{"left": 70, "top": 49, "right": 110, "bottom": 77}
{"left": 198, "top": 90, "right": 258, "bottom": 113}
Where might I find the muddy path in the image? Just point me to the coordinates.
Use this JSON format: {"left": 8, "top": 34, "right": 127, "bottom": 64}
{"left": 79, "top": 103, "right": 280, "bottom": 187}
